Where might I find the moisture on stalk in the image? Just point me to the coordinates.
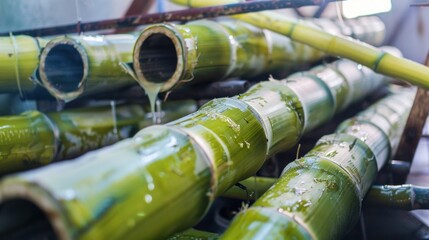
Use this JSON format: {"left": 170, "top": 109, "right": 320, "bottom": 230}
{"left": 0, "top": 56, "right": 393, "bottom": 239}
{"left": 221, "top": 91, "right": 414, "bottom": 240}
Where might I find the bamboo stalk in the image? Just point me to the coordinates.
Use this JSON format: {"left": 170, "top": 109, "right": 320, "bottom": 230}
{"left": 0, "top": 57, "right": 391, "bottom": 239}
{"left": 168, "top": 229, "right": 219, "bottom": 240}
{"left": 131, "top": 16, "right": 385, "bottom": 92}
{"left": 221, "top": 91, "right": 415, "bottom": 240}
{"left": 0, "top": 0, "right": 339, "bottom": 37}
{"left": 0, "top": 100, "right": 196, "bottom": 175}
{"left": 222, "top": 177, "right": 277, "bottom": 201}
{"left": 38, "top": 34, "right": 137, "bottom": 102}
{"left": 366, "top": 185, "right": 429, "bottom": 210}
{"left": 172, "top": 0, "right": 429, "bottom": 89}
{"left": 0, "top": 35, "right": 47, "bottom": 94}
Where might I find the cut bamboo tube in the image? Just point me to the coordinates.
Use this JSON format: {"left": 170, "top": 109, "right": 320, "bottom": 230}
{"left": 0, "top": 57, "right": 391, "bottom": 239}
{"left": 38, "top": 34, "right": 137, "bottom": 102}
{"left": 168, "top": 229, "right": 219, "bottom": 240}
{"left": 132, "top": 16, "right": 385, "bottom": 92}
{"left": 221, "top": 91, "right": 414, "bottom": 240}
{"left": 172, "top": 0, "right": 429, "bottom": 89}
{"left": 0, "top": 100, "right": 196, "bottom": 175}
{"left": 0, "top": 35, "right": 46, "bottom": 94}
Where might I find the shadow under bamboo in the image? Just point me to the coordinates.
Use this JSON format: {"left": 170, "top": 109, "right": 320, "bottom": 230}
{"left": 0, "top": 56, "right": 391, "bottom": 239}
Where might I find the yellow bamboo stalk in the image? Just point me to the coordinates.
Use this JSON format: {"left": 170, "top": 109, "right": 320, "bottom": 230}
{"left": 171, "top": 0, "right": 429, "bottom": 89}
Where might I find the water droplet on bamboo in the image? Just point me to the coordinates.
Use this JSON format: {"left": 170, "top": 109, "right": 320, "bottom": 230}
{"left": 145, "top": 194, "right": 153, "bottom": 204}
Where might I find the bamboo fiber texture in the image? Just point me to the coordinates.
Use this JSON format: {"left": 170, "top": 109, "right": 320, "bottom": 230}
{"left": 0, "top": 57, "right": 390, "bottom": 239}
{"left": 221, "top": 90, "right": 414, "bottom": 240}
{"left": 131, "top": 16, "right": 385, "bottom": 92}
{"left": 38, "top": 34, "right": 137, "bottom": 101}
{"left": 172, "top": 0, "right": 429, "bottom": 89}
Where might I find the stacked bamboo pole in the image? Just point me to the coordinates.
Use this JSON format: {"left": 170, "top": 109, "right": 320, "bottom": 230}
{"left": 38, "top": 34, "right": 137, "bottom": 101}
{"left": 132, "top": 16, "right": 385, "bottom": 92}
{"left": 0, "top": 35, "right": 46, "bottom": 94}
{"left": 0, "top": 57, "right": 391, "bottom": 239}
{"left": 221, "top": 91, "right": 414, "bottom": 240}
{"left": 0, "top": 100, "right": 196, "bottom": 175}
{"left": 172, "top": 0, "right": 429, "bottom": 89}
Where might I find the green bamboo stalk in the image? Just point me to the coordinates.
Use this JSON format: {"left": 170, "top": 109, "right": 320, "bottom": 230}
{"left": 221, "top": 91, "right": 414, "bottom": 240}
{"left": 38, "top": 34, "right": 137, "bottom": 102}
{"left": 168, "top": 229, "right": 219, "bottom": 240}
{"left": 0, "top": 100, "right": 196, "bottom": 175}
{"left": 366, "top": 185, "right": 429, "bottom": 210}
{"left": 0, "top": 57, "right": 392, "bottom": 239}
{"left": 131, "top": 16, "right": 385, "bottom": 93}
{"left": 0, "top": 35, "right": 47, "bottom": 93}
{"left": 172, "top": 0, "right": 429, "bottom": 89}
{"left": 222, "top": 177, "right": 277, "bottom": 201}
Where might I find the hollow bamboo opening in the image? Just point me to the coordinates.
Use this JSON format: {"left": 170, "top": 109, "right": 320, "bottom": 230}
{"left": 133, "top": 25, "right": 184, "bottom": 92}
{"left": 39, "top": 39, "right": 88, "bottom": 101}
{"left": 0, "top": 182, "right": 70, "bottom": 240}
{"left": 0, "top": 199, "right": 56, "bottom": 239}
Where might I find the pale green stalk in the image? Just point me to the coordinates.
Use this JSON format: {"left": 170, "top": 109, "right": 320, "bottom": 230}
{"left": 172, "top": 0, "right": 429, "bottom": 89}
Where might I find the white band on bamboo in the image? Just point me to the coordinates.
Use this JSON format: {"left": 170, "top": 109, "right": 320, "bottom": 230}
{"left": 9, "top": 33, "right": 24, "bottom": 98}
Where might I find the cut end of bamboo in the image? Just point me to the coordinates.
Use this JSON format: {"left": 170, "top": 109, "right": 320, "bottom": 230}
{"left": 133, "top": 24, "right": 184, "bottom": 92}
{"left": 0, "top": 179, "right": 70, "bottom": 240}
{"left": 39, "top": 38, "right": 88, "bottom": 101}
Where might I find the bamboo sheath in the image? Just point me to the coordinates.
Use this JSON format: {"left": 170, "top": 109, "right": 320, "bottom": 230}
{"left": 0, "top": 100, "right": 196, "bottom": 175}
{"left": 0, "top": 57, "right": 390, "bottom": 239}
{"left": 132, "top": 16, "right": 385, "bottom": 92}
{"left": 172, "top": 0, "right": 429, "bottom": 89}
{"left": 0, "top": 35, "right": 47, "bottom": 94}
{"left": 38, "top": 34, "right": 138, "bottom": 102}
{"left": 221, "top": 91, "right": 414, "bottom": 240}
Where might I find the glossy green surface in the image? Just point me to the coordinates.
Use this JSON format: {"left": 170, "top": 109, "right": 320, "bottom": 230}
{"left": 169, "top": 228, "right": 219, "bottom": 240}
{"left": 0, "top": 58, "right": 394, "bottom": 239}
{"left": 40, "top": 34, "right": 137, "bottom": 101}
{"left": 0, "top": 35, "right": 43, "bottom": 93}
{"left": 367, "top": 185, "right": 429, "bottom": 210}
{"left": 221, "top": 91, "right": 414, "bottom": 240}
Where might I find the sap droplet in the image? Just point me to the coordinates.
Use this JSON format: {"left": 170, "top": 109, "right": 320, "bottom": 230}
{"left": 145, "top": 194, "right": 153, "bottom": 203}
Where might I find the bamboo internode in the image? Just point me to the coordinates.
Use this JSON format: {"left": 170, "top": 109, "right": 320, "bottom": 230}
{"left": 0, "top": 35, "right": 46, "bottom": 94}
{"left": 221, "top": 91, "right": 414, "bottom": 240}
{"left": 132, "top": 16, "right": 385, "bottom": 92}
{"left": 173, "top": 0, "right": 429, "bottom": 90}
{"left": 0, "top": 100, "right": 196, "bottom": 175}
{"left": 38, "top": 34, "right": 137, "bottom": 101}
{"left": 0, "top": 57, "right": 392, "bottom": 239}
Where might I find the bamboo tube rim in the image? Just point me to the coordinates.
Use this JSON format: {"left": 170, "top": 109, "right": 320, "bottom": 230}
{"left": 0, "top": 180, "right": 71, "bottom": 240}
{"left": 39, "top": 38, "right": 88, "bottom": 101}
{"left": 133, "top": 24, "right": 185, "bottom": 92}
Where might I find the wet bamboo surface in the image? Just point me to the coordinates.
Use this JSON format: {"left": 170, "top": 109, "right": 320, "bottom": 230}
{"left": 172, "top": 0, "right": 429, "bottom": 90}
{"left": 221, "top": 91, "right": 414, "bottom": 240}
{"left": 132, "top": 16, "right": 385, "bottom": 92}
{"left": 38, "top": 34, "right": 138, "bottom": 102}
{"left": 0, "top": 56, "right": 390, "bottom": 239}
{"left": 0, "top": 36, "right": 46, "bottom": 94}
{"left": 0, "top": 100, "right": 197, "bottom": 175}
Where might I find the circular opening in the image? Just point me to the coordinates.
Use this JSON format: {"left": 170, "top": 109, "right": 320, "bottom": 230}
{"left": 138, "top": 33, "right": 178, "bottom": 84}
{"left": 0, "top": 199, "right": 57, "bottom": 239}
{"left": 43, "top": 44, "right": 85, "bottom": 94}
